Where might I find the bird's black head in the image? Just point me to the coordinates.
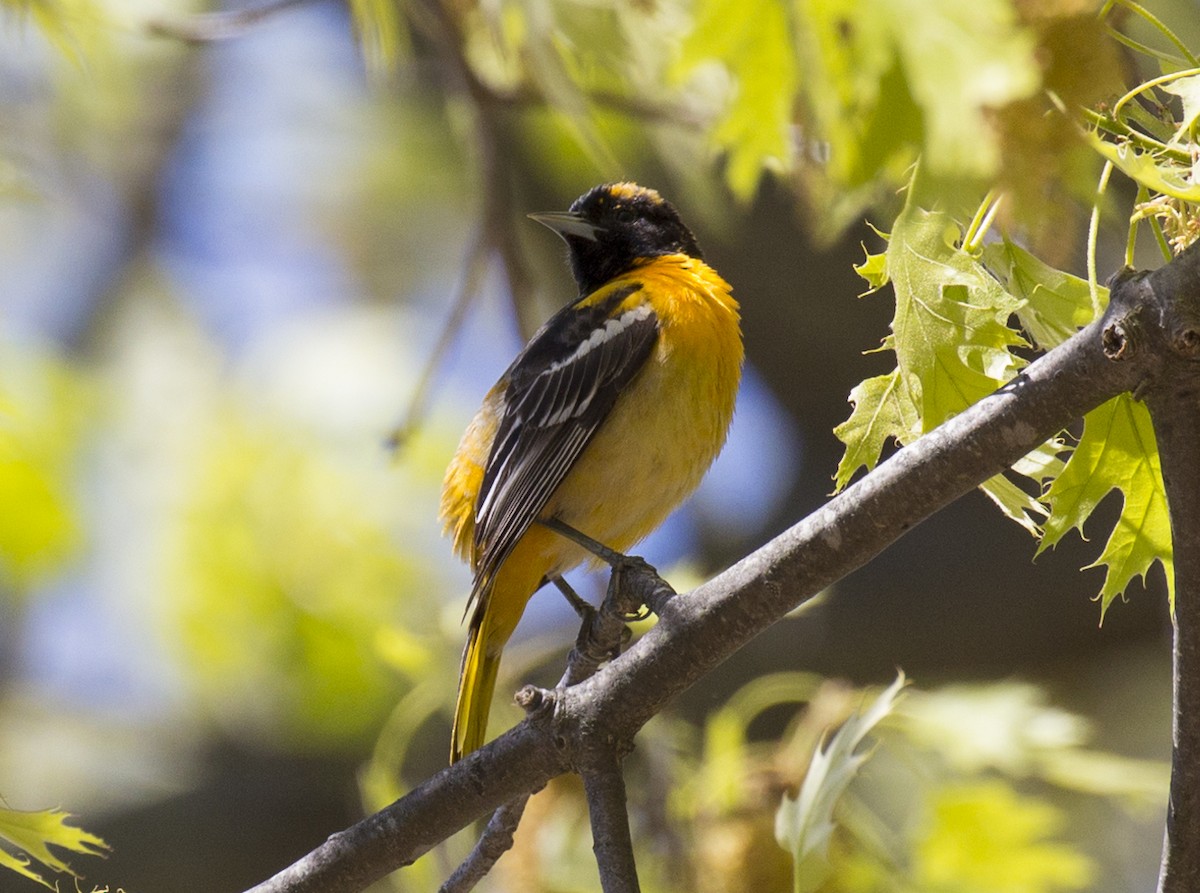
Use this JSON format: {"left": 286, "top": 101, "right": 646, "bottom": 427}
{"left": 530, "top": 182, "right": 703, "bottom": 296}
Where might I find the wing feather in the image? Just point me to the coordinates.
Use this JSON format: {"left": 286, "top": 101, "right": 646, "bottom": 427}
{"left": 472, "top": 284, "right": 659, "bottom": 595}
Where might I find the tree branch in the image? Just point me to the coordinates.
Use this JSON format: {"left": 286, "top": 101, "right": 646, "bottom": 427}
{"left": 434, "top": 533, "right": 674, "bottom": 891}
{"left": 146, "top": 0, "right": 314, "bottom": 43}
{"left": 244, "top": 253, "right": 1180, "bottom": 893}
{"left": 1139, "top": 245, "right": 1200, "bottom": 893}
{"left": 438, "top": 794, "right": 531, "bottom": 893}
{"left": 581, "top": 751, "right": 641, "bottom": 893}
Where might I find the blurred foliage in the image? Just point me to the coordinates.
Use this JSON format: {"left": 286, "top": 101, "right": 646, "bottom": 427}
{"left": 167, "top": 407, "right": 448, "bottom": 750}
{"left": 910, "top": 781, "right": 1092, "bottom": 893}
{"left": 775, "top": 673, "right": 906, "bottom": 892}
{"left": 0, "top": 343, "right": 90, "bottom": 597}
{"left": 422, "top": 0, "right": 1118, "bottom": 241}
{"left": 0, "top": 0, "right": 107, "bottom": 64}
{"left": 674, "top": 0, "right": 797, "bottom": 199}
{"left": 0, "top": 804, "right": 109, "bottom": 890}
{"left": 348, "top": 0, "right": 409, "bottom": 80}
{"left": 403, "top": 672, "right": 1163, "bottom": 893}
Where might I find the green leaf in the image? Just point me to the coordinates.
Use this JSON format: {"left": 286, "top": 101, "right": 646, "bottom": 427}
{"left": 0, "top": 806, "right": 109, "bottom": 889}
{"left": 1040, "top": 394, "right": 1173, "bottom": 613}
{"left": 979, "top": 473, "right": 1048, "bottom": 537}
{"left": 887, "top": 195, "right": 1028, "bottom": 428}
{"left": 834, "top": 187, "right": 1029, "bottom": 488}
{"left": 675, "top": 0, "right": 798, "bottom": 199}
{"left": 1089, "top": 134, "right": 1200, "bottom": 203}
{"left": 982, "top": 238, "right": 1104, "bottom": 350}
{"left": 981, "top": 441, "right": 1067, "bottom": 537}
{"left": 832, "top": 370, "right": 920, "bottom": 490}
{"left": 775, "top": 672, "right": 906, "bottom": 892}
{"left": 853, "top": 236, "right": 890, "bottom": 290}
{"left": 0, "top": 847, "right": 49, "bottom": 889}
{"left": 1162, "top": 74, "right": 1200, "bottom": 144}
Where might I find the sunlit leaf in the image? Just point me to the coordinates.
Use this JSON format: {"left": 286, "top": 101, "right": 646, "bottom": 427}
{"left": 983, "top": 238, "right": 1103, "bottom": 350}
{"left": 888, "top": 210, "right": 1026, "bottom": 428}
{"left": 1162, "top": 74, "right": 1200, "bottom": 144}
{"left": 0, "top": 806, "right": 109, "bottom": 890}
{"left": 674, "top": 0, "right": 797, "bottom": 199}
{"left": 1088, "top": 135, "right": 1200, "bottom": 203}
{"left": 834, "top": 186, "right": 1030, "bottom": 488}
{"left": 979, "top": 473, "right": 1048, "bottom": 537}
{"left": 832, "top": 370, "right": 919, "bottom": 490}
{"left": 1040, "top": 394, "right": 1173, "bottom": 613}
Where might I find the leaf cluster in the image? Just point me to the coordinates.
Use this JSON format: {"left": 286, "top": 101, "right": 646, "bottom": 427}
{"left": 831, "top": 1, "right": 1198, "bottom": 613}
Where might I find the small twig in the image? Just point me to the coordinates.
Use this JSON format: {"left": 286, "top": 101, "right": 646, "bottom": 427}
{"left": 581, "top": 752, "right": 642, "bottom": 893}
{"left": 146, "top": 0, "right": 313, "bottom": 43}
{"left": 410, "top": 0, "right": 542, "bottom": 333}
{"left": 438, "top": 794, "right": 532, "bottom": 893}
{"left": 387, "top": 229, "right": 489, "bottom": 452}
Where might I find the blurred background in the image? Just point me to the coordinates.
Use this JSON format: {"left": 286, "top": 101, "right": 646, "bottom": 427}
{"left": 0, "top": 0, "right": 1193, "bottom": 890}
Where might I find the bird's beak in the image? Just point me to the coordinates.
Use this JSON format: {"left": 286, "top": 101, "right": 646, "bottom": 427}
{"left": 528, "top": 211, "right": 604, "bottom": 242}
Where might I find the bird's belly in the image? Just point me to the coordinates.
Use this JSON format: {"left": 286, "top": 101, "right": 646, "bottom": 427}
{"left": 541, "top": 347, "right": 736, "bottom": 572}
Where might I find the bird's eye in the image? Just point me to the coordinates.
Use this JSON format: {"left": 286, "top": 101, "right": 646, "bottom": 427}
{"left": 614, "top": 208, "right": 636, "bottom": 224}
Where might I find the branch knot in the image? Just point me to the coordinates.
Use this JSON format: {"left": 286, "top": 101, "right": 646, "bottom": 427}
{"left": 1102, "top": 319, "right": 1133, "bottom": 360}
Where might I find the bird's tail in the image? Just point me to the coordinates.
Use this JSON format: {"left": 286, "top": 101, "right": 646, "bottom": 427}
{"left": 451, "top": 608, "right": 503, "bottom": 763}
{"left": 450, "top": 530, "right": 554, "bottom": 762}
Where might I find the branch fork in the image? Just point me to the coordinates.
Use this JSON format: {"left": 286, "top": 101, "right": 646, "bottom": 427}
{"left": 442, "top": 539, "right": 678, "bottom": 891}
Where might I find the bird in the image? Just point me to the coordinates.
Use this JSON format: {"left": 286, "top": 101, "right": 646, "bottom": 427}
{"left": 440, "top": 182, "right": 743, "bottom": 762}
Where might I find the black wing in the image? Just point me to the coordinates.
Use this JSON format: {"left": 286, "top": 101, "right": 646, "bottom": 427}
{"left": 472, "top": 282, "right": 659, "bottom": 592}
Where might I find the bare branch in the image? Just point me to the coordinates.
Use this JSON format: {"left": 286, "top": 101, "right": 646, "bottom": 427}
{"left": 438, "top": 794, "right": 531, "bottom": 893}
{"left": 244, "top": 723, "right": 566, "bottom": 893}
{"left": 435, "top": 527, "right": 673, "bottom": 890}
{"left": 1138, "top": 244, "right": 1200, "bottom": 893}
{"left": 146, "top": 0, "right": 314, "bottom": 43}
{"left": 387, "top": 229, "right": 489, "bottom": 452}
{"left": 581, "top": 752, "right": 641, "bottom": 893}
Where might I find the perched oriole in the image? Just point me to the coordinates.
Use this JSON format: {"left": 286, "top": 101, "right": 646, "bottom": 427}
{"left": 441, "top": 182, "right": 743, "bottom": 762}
